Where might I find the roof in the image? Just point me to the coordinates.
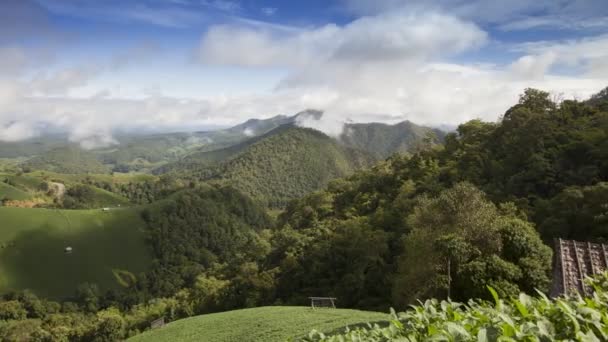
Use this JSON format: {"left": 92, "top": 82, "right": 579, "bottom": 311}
{"left": 551, "top": 239, "right": 608, "bottom": 297}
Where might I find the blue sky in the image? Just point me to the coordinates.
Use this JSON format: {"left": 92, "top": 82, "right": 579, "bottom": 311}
{"left": 1, "top": 0, "right": 607, "bottom": 146}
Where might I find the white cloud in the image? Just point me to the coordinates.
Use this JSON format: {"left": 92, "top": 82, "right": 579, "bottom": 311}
{"left": 514, "top": 34, "right": 608, "bottom": 78}
{"left": 509, "top": 52, "right": 557, "bottom": 80}
{"left": 340, "top": 0, "right": 608, "bottom": 30}
{"left": 192, "top": 9, "right": 607, "bottom": 132}
{"left": 261, "top": 7, "right": 277, "bottom": 16}
{"left": 1, "top": 2, "right": 606, "bottom": 147}
{"left": 198, "top": 12, "right": 487, "bottom": 67}
{"left": 243, "top": 127, "right": 255, "bottom": 136}
{"left": 0, "top": 121, "right": 38, "bottom": 142}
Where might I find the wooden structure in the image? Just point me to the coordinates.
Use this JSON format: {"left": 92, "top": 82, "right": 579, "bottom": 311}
{"left": 551, "top": 239, "right": 608, "bottom": 297}
{"left": 150, "top": 317, "right": 165, "bottom": 329}
{"left": 309, "top": 297, "right": 337, "bottom": 309}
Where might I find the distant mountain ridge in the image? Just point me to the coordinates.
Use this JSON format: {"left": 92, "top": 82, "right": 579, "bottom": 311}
{"left": 163, "top": 125, "right": 376, "bottom": 207}
{"left": 340, "top": 120, "right": 445, "bottom": 158}
{"left": 2, "top": 110, "right": 444, "bottom": 176}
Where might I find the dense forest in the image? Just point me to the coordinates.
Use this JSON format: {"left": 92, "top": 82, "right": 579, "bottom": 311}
{"left": 339, "top": 120, "right": 444, "bottom": 158}
{"left": 1, "top": 87, "right": 607, "bottom": 340}
{"left": 165, "top": 126, "right": 377, "bottom": 208}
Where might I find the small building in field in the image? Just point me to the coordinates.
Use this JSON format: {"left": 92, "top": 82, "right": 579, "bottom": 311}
{"left": 65, "top": 246, "right": 73, "bottom": 254}
{"left": 552, "top": 239, "right": 608, "bottom": 297}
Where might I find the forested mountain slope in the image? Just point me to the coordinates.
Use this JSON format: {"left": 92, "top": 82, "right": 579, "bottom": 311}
{"left": 340, "top": 120, "right": 445, "bottom": 158}
{"left": 166, "top": 125, "right": 376, "bottom": 207}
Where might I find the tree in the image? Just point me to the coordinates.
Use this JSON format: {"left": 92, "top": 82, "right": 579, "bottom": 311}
{"left": 393, "top": 183, "right": 551, "bottom": 306}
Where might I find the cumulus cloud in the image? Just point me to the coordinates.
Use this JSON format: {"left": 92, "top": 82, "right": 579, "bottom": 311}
{"left": 514, "top": 34, "right": 608, "bottom": 78}
{"left": 198, "top": 12, "right": 487, "bottom": 67}
{"left": 193, "top": 8, "right": 606, "bottom": 134}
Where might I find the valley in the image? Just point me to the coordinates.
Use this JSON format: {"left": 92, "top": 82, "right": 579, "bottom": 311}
{"left": 0, "top": 88, "right": 607, "bottom": 341}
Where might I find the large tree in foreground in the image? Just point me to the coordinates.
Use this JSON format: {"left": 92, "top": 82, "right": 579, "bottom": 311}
{"left": 393, "top": 183, "right": 552, "bottom": 307}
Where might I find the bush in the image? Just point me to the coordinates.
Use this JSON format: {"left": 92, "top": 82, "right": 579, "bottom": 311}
{"left": 305, "top": 272, "right": 608, "bottom": 341}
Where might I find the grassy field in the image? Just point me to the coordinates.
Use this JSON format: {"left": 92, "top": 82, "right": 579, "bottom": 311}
{"left": 128, "top": 306, "right": 388, "bottom": 342}
{"left": 82, "top": 186, "right": 131, "bottom": 208}
{"left": 0, "top": 182, "right": 32, "bottom": 200}
{"left": 0, "top": 173, "right": 42, "bottom": 191}
{"left": 0, "top": 207, "right": 151, "bottom": 299}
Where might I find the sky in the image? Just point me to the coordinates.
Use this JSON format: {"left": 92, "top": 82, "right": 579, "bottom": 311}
{"left": 1, "top": 0, "right": 607, "bottom": 147}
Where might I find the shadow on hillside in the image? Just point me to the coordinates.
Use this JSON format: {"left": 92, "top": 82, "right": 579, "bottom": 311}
{"left": 0, "top": 213, "right": 151, "bottom": 299}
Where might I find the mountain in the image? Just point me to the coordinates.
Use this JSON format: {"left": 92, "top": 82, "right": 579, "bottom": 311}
{"left": 223, "top": 114, "right": 295, "bottom": 136}
{"left": 2, "top": 111, "right": 441, "bottom": 176}
{"left": 164, "top": 125, "right": 376, "bottom": 207}
{"left": 0, "top": 114, "right": 297, "bottom": 173}
{"left": 339, "top": 120, "right": 445, "bottom": 158}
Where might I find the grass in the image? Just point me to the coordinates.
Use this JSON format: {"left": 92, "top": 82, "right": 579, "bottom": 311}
{"left": 85, "top": 186, "right": 131, "bottom": 207}
{"left": 128, "top": 306, "right": 388, "bottom": 342}
{"left": 0, "top": 182, "right": 32, "bottom": 201}
{"left": 0, "top": 207, "right": 152, "bottom": 299}
{"left": 0, "top": 173, "right": 43, "bottom": 191}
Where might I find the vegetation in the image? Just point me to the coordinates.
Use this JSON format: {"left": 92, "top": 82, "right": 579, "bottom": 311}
{"left": 340, "top": 120, "right": 444, "bottom": 158}
{"left": 128, "top": 306, "right": 387, "bottom": 342}
{"left": 61, "top": 185, "right": 130, "bottom": 209}
{"left": 0, "top": 87, "right": 606, "bottom": 341}
{"left": 0, "top": 182, "right": 32, "bottom": 201}
{"left": 21, "top": 147, "right": 109, "bottom": 174}
{"left": 166, "top": 126, "right": 376, "bottom": 207}
{"left": 0, "top": 207, "right": 151, "bottom": 298}
{"left": 136, "top": 185, "right": 274, "bottom": 299}
{"left": 306, "top": 273, "right": 608, "bottom": 341}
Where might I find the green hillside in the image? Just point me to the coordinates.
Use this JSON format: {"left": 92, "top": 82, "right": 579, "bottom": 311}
{"left": 172, "top": 126, "right": 376, "bottom": 207}
{"left": 340, "top": 120, "right": 444, "bottom": 158}
{"left": 21, "top": 146, "right": 109, "bottom": 174}
{"left": 62, "top": 184, "right": 131, "bottom": 209}
{"left": 0, "top": 207, "right": 151, "bottom": 298}
{"left": 1, "top": 173, "right": 44, "bottom": 191}
{"left": 0, "top": 182, "right": 32, "bottom": 201}
{"left": 128, "top": 306, "right": 388, "bottom": 342}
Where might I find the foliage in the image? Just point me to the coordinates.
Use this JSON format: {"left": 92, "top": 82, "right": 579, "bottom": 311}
{"left": 305, "top": 273, "right": 608, "bottom": 342}
{"left": 393, "top": 183, "right": 552, "bottom": 305}
{"left": 137, "top": 185, "right": 274, "bottom": 301}
{"left": 62, "top": 184, "right": 130, "bottom": 209}
{"left": 339, "top": 120, "right": 444, "bottom": 158}
{"left": 165, "top": 126, "right": 376, "bottom": 208}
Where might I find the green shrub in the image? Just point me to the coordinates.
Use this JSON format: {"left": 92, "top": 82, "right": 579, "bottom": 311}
{"left": 305, "top": 273, "right": 608, "bottom": 341}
